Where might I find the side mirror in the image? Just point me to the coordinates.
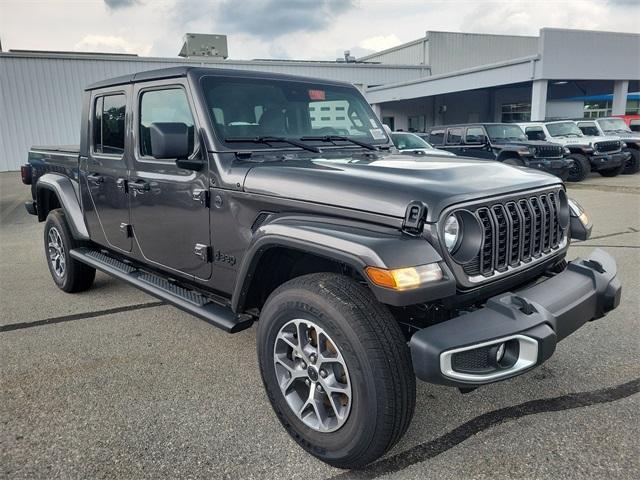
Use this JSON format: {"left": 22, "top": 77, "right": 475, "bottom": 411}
{"left": 149, "top": 122, "right": 203, "bottom": 170}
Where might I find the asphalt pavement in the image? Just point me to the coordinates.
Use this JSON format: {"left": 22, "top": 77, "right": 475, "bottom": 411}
{"left": 1, "top": 170, "right": 638, "bottom": 479}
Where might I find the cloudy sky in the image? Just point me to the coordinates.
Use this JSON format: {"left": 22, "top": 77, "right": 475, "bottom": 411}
{"left": 1, "top": 0, "right": 638, "bottom": 60}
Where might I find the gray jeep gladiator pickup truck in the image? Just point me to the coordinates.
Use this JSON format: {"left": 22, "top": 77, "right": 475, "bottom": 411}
{"left": 21, "top": 67, "right": 621, "bottom": 469}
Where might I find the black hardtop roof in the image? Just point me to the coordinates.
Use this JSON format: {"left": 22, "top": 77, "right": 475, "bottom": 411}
{"left": 85, "top": 66, "right": 353, "bottom": 91}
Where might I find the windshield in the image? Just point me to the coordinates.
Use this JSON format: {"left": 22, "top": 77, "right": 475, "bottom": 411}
{"left": 391, "top": 133, "right": 433, "bottom": 150}
{"left": 597, "top": 118, "right": 630, "bottom": 132}
{"left": 484, "top": 124, "right": 527, "bottom": 142}
{"left": 201, "top": 76, "right": 388, "bottom": 149}
{"left": 547, "top": 122, "right": 583, "bottom": 137}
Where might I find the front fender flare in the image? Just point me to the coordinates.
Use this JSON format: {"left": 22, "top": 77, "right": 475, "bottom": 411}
{"left": 232, "top": 215, "right": 456, "bottom": 311}
{"left": 36, "top": 173, "right": 89, "bottom": 240}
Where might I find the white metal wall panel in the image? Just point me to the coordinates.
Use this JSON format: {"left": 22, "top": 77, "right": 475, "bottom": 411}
{"left": 359, "top": 39, "right": 428, "bottom": 66}
{"left": 428, "top": 32, "right": 537, "bottom": 75}
{"left": 0, "top": 54, "right": 424, "bottom": 171}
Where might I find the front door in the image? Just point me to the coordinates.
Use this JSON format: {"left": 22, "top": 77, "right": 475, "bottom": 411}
{"left": 81, "top": 89, "right": 132, "bottom": 252}
{"left": 460, "top": 126, "right": 494, "bottom": 160}
{"left": 129, "top": 81, "right": 212, "bottom": 280}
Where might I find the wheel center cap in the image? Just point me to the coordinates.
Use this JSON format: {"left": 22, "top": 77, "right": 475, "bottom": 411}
{"left": 307, "top": 366, "right": 319, "bottom": 382}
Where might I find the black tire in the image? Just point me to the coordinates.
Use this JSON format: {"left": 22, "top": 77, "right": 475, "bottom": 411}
{"left": 599, "top": 162, "right": 625, "bottom": 177}
{"left": 44, "top": 209, "right": 96, "bottom": 293}
{"left": 623, "top": 149, "right": 640, "bottom": 174}
{"left": 502, "top": 157, "right": 525, "bottom": 167}
{"left": 567, "top": 153, "right": 590, "bottom": 182}
{"left": 257, "top": 273, "right": 416, "bottom": 469}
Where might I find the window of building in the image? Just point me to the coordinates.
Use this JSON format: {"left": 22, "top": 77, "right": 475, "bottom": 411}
{"left": 446, "top": 128, "right": 463, "bottom": 145}
{"left": 139, "top": 88, "right": 195, "bottom": 158}
{"left": 320, "top": 106, "right": 331, "bottom": 111}
{"left": 408, "top": 115, "right": 426, "bottom": 132}
{"left": 501, "top": 102, "right": 531, "bottom": 123}
{"left": 464, "top": 127, "right": 485, "bottom": 144}
{"left": 382, "top": 116, "right": 395, "bottom": 131}
{"left": 93, "top": 94, "right": 126, "bottom": 155}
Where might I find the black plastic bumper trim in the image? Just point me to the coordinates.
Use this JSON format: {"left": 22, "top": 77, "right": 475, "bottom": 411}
{"left": 410, "top": 248, "right": 621, "bottom": 387}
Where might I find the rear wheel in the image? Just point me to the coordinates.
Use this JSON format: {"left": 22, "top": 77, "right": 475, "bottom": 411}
{"left": 567, "top": 153, "right": 590, "bottom": 182}
{"left": 623, "top": 149, "right": 640, "bottom": 174}
{"left": 599, "top": 162, "right": 625, "bottom": 177}
{"left": 257, "top": 273, "right": 415, "bottom": 469}
{"left": 44, "top": 209, "right": 96, "bottom": 293}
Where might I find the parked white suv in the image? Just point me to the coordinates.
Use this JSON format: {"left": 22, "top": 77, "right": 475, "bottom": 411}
{"left": 518, "top": 121, "right": 628, "bottom": 181}
{"left": 575, "top": 117, "right": 640, "bottom": 174}
{"left": 390, "top": 132, "right": 456, "bottom": 157}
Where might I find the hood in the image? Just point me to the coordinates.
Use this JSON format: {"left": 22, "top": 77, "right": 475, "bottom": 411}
{"left": 603, "top": 131, "right": 640, "bottom": 141}
{"left": 550, "top": 134, "right": 621, "bottom": 146}
{"left": 490, "top": 139, "right": 561, "bottom": 150}
{"left": 243, "top": 153, "right": 560, "bottom": 222}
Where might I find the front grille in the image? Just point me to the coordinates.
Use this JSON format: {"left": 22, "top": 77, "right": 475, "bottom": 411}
{"left": 533, "top": 145, "right": 563, "bottom": 159}
{"left": 461, "top": 189, "right": 566, "bottom": 279}
{"left": 594, "top": 140, "right": 621, "bottom": 154}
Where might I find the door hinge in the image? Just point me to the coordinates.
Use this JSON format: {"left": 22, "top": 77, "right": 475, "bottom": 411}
{"left": 120, "top": 223, "right": 133, "bottom": 238}
{"left": 194, "top": 243, "right": 212, "bottom": 263}
{"left": 192, "top": 189, "right": 210, "bottom": 207}
{"left": 402, "top": 201, "right": 428, "bottom": 235}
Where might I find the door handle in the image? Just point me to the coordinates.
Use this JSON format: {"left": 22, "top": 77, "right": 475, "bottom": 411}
{"left": 87, "top": 173, "right": 104, "bottom": 184}
{"left": 129, "top": 179, "right": 150, "bottom": 192}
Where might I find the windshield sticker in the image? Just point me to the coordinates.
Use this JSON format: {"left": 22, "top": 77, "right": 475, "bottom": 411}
{"left": 369, "top": 118, "right": 378, "bottom": 128}
{"left": 308, "top": 89, "right": 326, "bottom": 100}
{"left": 370, "top": 128, "right": 386, "bottom": 140}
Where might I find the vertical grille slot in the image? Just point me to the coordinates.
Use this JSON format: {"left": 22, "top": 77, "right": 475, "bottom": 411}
{"left": 477, "top": 208, "right": 494, "bottom": 275}
{"left": 491, "top": 205, "right": 510, "bottom": 272}
{"left": 506, "top": 202, "right": 522, "bottom": 266}
{"left": 460, "top": 188, "right": 566, "bottom": 280}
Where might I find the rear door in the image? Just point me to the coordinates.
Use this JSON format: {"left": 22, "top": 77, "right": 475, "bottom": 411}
{"left": 440, "top": 127, "right": 464, "bottom": 155}
{"left": 129, "top": 79, "right": 212, "bottom": 280}
{"left": 80, "top": 89, "right": 132, "bottom": 252}
{"left": 461, "top": 126, "right": 493, "bottom": 159}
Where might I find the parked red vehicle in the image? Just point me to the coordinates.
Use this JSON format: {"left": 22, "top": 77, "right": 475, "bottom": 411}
{"left": 614, "top": 114, "right": 640, "bottom": 132}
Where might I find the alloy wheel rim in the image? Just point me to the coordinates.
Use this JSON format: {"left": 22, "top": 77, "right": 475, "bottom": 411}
{"left": 48, "top": 227, "right": 66, "bottom": 278}
{"left": 273, "top": 318, "right": 352, "bottom": 433}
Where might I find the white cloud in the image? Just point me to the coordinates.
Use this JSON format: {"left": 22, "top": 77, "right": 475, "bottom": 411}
{"left": 74, "top": 34, "right": 152, "bottom": 55}
{"left": 359, "top": 34, "right": 403, "bottom": 53}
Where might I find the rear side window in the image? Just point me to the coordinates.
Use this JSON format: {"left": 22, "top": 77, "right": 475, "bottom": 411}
{"left": 428, "top": 129, "right": 445, "bottom": 145}
{"left": 465, "top": 127, "right": 485, "bottom": 144}
{"left": 93, "top": 94, "right": 126, "bottom": 155}
{"left": 446, "top": 128, "right": 463, "bottom": 145}
{"left": 139, "top": 88, "right": 195, "bottom": 158}
{"left": 525, "top": 127, "right": 546, "bottom": 141}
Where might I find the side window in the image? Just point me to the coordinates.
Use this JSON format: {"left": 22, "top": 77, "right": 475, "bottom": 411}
{"left": 428, "top": 129, "right": 444, "bottom": 145}
{"left": 525, "top": 127, "right": 545, "bottom": 141}
{"left": 93, "top": 94, "right": 126, "bottom": 155}
{"left": 446, "top": 128, "right": 463, "bottom": 145}
{"left": 465, "top": 127, "right": 485, "bottom": 144}
{"left": 139, "top": 88, "right": 195, "bottom": 158}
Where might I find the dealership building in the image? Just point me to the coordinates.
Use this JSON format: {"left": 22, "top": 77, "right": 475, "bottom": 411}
{"left": 1, "top": 27, "right": 638, "bottom": 171}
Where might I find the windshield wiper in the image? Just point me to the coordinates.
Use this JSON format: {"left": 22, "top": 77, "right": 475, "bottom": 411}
{"left": 224, "top": 136, "right": 321, "bottom": 153}
{"left": 300, "top": 135, "right": 379, "bottom": 151}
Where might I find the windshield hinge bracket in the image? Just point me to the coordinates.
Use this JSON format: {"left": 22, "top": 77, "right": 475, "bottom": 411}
{"left": 402, "top": 201, "right": 428, "bottom": 235}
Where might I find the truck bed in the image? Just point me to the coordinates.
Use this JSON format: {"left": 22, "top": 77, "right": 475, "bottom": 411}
{"left": 31, "top": 145, "right": 80, "bottom": 155}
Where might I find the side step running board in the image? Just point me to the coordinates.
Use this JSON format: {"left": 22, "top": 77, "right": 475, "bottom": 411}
{"left": 70, "top": 248, "right": 253, "bottom": 333}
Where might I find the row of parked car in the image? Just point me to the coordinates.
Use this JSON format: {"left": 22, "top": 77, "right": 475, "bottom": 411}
{"left": 390, "top": 117, "right": 640, "bottom": 182}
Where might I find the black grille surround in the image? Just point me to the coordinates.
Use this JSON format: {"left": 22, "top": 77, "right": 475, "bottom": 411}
{"left": 441, "top": 186, "right": 568, "bottom": 285}
{"left": 594, "top": 140, "right": 621, "bottom": 154}
{"left": 532, "top": 145, "right": 563, "bottom": 159}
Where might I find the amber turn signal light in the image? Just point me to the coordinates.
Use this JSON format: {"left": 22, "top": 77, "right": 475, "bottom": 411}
{"left": 365, "top": 264, "right": 443, "bottom": 290}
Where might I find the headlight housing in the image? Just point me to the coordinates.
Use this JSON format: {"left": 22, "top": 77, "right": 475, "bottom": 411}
{"left": 563, "top": 147, "right": 571, "bottom": 155}
{"left": 568, "top": 198, "right": 589, "bottom": 226}
{"left": 444, "top": 214, "right": 461, "bottom": 252}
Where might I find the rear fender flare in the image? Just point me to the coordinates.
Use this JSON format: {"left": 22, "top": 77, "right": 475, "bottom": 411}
{"left": 36, "top": 174, "right": 89, "bottom": 240}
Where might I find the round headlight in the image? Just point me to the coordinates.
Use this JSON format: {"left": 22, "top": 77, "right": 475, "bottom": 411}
{"left": 444, "top": 214, "right": 460, "bottom": 252}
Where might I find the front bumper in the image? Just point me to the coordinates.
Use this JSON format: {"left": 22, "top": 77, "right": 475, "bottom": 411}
{"left": 526, "top": 157, "right": 573, "bottom": 177}
{"left": 410, "top": 249, "right": 621, "bottom": 387}
{"left": 590, "top": 151, "right": 627, "bottom": 170}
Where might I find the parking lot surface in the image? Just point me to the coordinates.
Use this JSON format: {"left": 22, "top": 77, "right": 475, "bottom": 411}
{"left": 1, "top": 171, "right": 639, "bottom": 479}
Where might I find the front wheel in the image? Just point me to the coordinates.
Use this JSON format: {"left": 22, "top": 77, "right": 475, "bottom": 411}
{"left": 567, "top": 153, "right": 591, "bottom": 182}
{"left": 623, "top": 149, "right": 640, "bottom": 174}
{"left": 44, "top": 209, "right": 96, "bottom": 293}
{"left": 257, "top": 273, "right": 416, "bottom": 469}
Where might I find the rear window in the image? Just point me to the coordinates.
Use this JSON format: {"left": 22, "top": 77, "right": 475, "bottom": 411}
{"left": 465, "top": 127, "right": 485, "bottom": 144}
{"left": 446, "top": 128, "right": 463, "bottom": 145}
{"left": 428, "top": 129, "right": 445, "bottom": 145}
{"left": 93, "top": 94, "right": 126, "bottom": 156}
